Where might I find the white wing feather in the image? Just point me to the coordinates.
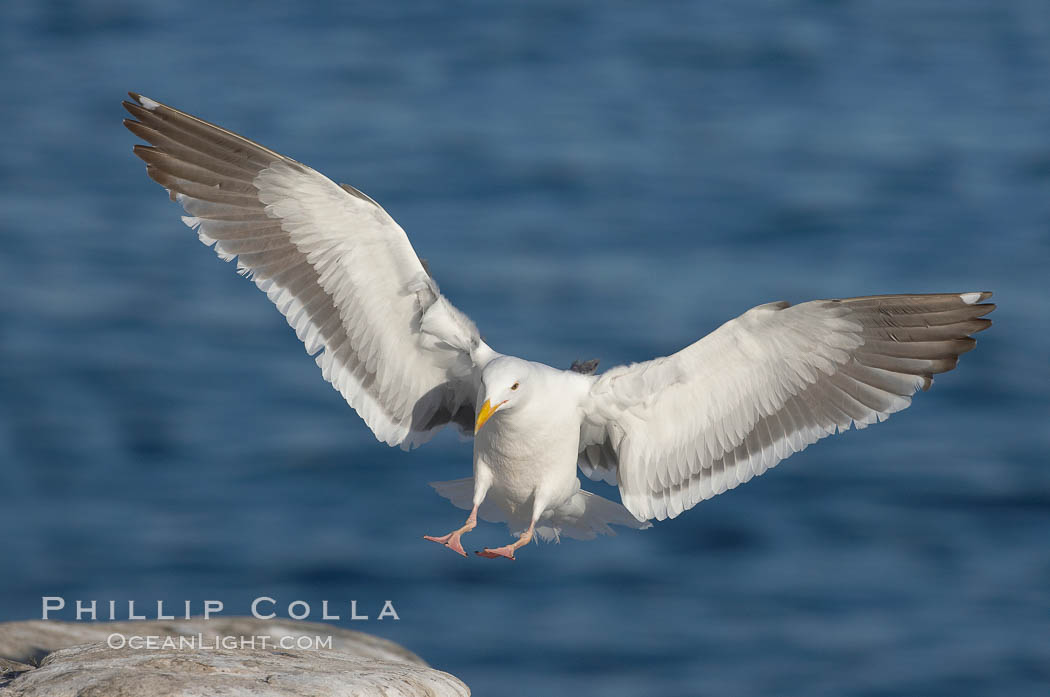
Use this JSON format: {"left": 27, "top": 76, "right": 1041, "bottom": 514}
{"left": 125, "top": 94, "right": 496, "bottom": 449}
{"left": 580, "top": 294, "right": 994, "bottom": 521}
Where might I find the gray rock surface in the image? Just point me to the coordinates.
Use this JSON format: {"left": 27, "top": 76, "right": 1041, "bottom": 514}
{"left": 0, "top": 658, "right": 34, "bottom": 690}
{"left": 0, "top": 618, "right": 468, "bottom": 696}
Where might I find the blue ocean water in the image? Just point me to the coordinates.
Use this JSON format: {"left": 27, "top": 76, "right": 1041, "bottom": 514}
{"left": 1, "top": 1, "right": 1048, "bottom": 695}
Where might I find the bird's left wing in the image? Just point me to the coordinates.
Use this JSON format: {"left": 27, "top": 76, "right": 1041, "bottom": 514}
{"left": 124, "top": 93, "right": 497, "bottom": 449}
{"left": 579, "top": 293, "right": 994, "bottom": 521}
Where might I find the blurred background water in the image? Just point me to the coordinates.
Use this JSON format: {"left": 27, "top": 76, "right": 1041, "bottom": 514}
{"left": 1, "top": 1, "right": 1048, "bottom": 695}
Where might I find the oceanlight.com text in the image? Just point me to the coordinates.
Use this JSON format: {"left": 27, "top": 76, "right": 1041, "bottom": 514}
{"left": 107, "top": 633, "right": 334, "bottom": 651}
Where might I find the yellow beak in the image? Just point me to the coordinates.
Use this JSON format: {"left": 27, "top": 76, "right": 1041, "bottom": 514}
{"left": 474, "top": 399, "right": 506, "bottom": 434}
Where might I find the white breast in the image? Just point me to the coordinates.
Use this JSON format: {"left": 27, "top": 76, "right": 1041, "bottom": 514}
{"left": 474, "top": 370, "right": 589, "bottom": 507}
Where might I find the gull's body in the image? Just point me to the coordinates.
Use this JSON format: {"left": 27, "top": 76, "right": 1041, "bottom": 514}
{"left": 472, "top": 359, "right": 589, "bottom": 526}
{"left": 125, "top": 93, "right": 994, "bottom": 559}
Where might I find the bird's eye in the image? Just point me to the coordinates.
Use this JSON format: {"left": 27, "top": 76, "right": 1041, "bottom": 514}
{"left": 511, "top": 382, "right": 520, "bottom": 391}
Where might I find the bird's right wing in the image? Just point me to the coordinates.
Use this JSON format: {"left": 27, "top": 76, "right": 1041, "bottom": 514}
{"left": 124, "top": 93, "right": 498, "bottom": 449}
{"left": 579, "top": 293, "right": 994, "bottom": 521}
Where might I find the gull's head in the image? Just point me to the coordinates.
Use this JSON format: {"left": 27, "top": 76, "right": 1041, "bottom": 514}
{"left": 475, "top": 358, "right": 529, "bottom": 434}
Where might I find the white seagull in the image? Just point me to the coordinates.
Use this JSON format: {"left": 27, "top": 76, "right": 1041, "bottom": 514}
{"left": 124, "top": 93, "right": 994, "bottom": 560}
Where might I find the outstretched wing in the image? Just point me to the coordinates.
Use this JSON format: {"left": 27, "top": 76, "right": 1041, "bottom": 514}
{"left": 124, "top": 93, "right": 498, "bottom": 449}
{"left": 579, "top": 293, "right": 994, "bottom": 521}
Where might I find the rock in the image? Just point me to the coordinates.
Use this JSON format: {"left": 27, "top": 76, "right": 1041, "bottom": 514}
{"left": 0, "top": 659, "right": 34, "bottom": 690}
{"left": 0, "top": 618, "right": 468, "bottom": 696}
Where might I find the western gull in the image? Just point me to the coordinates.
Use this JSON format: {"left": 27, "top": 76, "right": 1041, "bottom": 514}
{"left": 124, "top": 93, "right": 994, "bottom": 560}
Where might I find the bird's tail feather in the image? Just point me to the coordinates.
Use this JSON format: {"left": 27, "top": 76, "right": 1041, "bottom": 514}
{"left": 537, "top": 488, "right": 652, "bottom": 542}
{"left": 429, "top": 478, "right": 650, "bottom": 542}
{"left": 429, "top": 477, "right": 509, "bottom": 526}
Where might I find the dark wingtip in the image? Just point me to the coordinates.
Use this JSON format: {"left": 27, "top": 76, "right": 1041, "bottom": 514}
{"left": 571, "top": 359, "right": 601, "bottom": 375}
{"left": 131, "top": 143, "right": 157, "bottom": 164}
{"left": 122, "top": 116, "right": 141, "bottom": 136}
{"left": 971, "top": 317, "right": 994, "bottom": 334}
{"left": 122, "top": 100, "right": 143, "bottom": 119}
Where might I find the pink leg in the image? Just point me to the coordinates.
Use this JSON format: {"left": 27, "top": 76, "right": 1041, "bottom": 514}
{"left": 423, "top": 506, "right": 478, "bottom": 557}
{"left": 476, "top": 522, "right": 535, "bottom": 561}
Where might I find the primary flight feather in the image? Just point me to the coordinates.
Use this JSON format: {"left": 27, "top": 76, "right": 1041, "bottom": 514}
{"left": 124, "top": 93, "right": 994, "bottom": 560}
